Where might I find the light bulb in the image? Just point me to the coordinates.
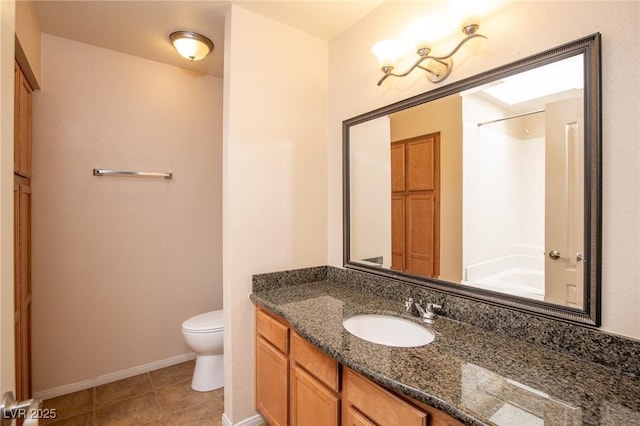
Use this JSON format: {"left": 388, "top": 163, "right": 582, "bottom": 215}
{"left": 371, "top": 40, "right": 403, "bottom": 69}
{"left": 450, "top": 0, "right": 495, "bottom": 34}
{"left": 405, "top": 16, "right": 449, "bottom": 53}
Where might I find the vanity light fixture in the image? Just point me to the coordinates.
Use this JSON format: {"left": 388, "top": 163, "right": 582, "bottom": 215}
{"left": 371, "top": 0, "right": 492, "bottom": 86}
{"left": 169, "top": 31, "right": 214, "bottom": 61}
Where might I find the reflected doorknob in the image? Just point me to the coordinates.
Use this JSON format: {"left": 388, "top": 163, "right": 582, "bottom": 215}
{"left": 548, "top": 250, "right": 561, "bottom": 260}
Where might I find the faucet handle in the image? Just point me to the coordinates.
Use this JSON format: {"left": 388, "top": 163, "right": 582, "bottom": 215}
{"left": 426, "top": 303, "right": 442, "bottom": 312}
{"left": 423, "top": 303, "right": 442, "bottom": 323}
{"left": 404, "top": 296, "right": 415, "bottom": 313}
{"left": 404, "top": 294, "right": 425, "bottom": 317}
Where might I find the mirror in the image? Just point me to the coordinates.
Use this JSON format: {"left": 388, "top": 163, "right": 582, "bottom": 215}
{"left": 343, "top": 34, "right": 601, "bottom": 326}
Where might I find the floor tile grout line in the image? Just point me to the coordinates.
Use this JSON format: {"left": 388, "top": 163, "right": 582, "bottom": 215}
{"left": 92, "top": 386, "right": 97, "bottom": 426}
{"left": 148, "top": 371, "right": 168, "bottom": 425}
{"left": 43, "top": 361, "right": 215, "bottom": 426}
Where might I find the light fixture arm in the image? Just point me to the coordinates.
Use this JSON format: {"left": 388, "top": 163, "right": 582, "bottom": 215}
{"left": 426, "top": 33, "right": 486, "bottom": 61}
{"left": 376, "top": 32, "right": 487, "bottom": 86}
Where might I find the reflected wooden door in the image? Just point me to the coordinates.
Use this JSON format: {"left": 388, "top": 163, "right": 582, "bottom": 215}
{"left": 391, "top": 134, "right": 440, "bottom": 277}
{"left": 391, "top": 195, "right": 405, "bottom": 270}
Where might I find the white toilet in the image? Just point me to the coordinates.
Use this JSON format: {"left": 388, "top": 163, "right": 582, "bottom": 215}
{"left": 181, "top": 310, "right": 224, "bottom": 392}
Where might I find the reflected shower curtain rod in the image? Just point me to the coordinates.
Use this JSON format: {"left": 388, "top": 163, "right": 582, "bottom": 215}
{"left": 93, "top": 168, "right": 173, "bottom": 179}
{"left": 477, "top": 108, "right": 545, "bottom": 127}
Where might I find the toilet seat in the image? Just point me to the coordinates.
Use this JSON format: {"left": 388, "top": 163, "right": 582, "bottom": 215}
{"left": 182, "top": 310, "right": 223, "bottom": 333}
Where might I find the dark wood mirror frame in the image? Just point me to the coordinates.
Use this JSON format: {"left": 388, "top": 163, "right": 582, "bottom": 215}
{"left": 343, "top": 33, "right": 601, "bottom": 326}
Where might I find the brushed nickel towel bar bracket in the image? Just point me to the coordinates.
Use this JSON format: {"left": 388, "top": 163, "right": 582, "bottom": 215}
{"left": 93, "top": 169, "right": 173, "bottom": 179}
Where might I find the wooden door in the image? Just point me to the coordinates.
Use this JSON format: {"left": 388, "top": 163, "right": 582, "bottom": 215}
{"left": 544, "top": 98, "right": 584, "bottom": 307}
{"left": 391, "top": 134, "right": 440, "bottom": 277}
{"left": 290, "top": 364, "right": 339, "bottom": 426}
{"left": 14, "top": 178, "right": 32, "bottom": 400}
{"left": 14, "top": 63, "right": 33, "bottom": 401}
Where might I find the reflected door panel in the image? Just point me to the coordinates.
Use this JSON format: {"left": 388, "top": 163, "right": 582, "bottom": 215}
{"left": 545, "top": 98, "right": 584, "bottom": 307}
{"left": 407, "top": 194, "right": 436, "bottom": 276}
{"left": 407, "top": 137, "right": 435, "bottom": 191}
{"left": 391, "top": 134, "right": 440, "bottom": 277}
{"left": 391, "top": 144, "right": 405, "bottom": 192}
{"left": 391, "top": 195, "right": 405, "bottom": 271}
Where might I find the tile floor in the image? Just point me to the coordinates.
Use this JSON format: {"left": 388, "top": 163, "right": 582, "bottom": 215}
{"left": 40, "top": 360, "right": 226, "bottom": 426}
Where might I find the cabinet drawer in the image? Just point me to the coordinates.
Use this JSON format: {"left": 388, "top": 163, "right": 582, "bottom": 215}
{"left": 345, "top": 407, "right": 376, "bottom": 426}
{"left": 412, "top": 400, "right": 465, "bottom": 426}
{"left": 256, "top": 308, "right": 289, "bottom": 354}
{"left": 344, "top": 368, "right": 427, "bottom": 426}
{"left": 291, "top": 332, "right": 339, "bottom": 392}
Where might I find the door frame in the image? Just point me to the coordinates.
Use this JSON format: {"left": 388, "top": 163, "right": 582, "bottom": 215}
{"left": 1, "top": 0, "right": 18, "bottom": 397}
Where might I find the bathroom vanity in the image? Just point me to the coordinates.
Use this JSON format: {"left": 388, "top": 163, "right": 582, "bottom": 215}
{"left": 256, "top": 305, "right": 463, "bottom": 426}
{"left": 251, "top": 266, "right": 640, "bottom": 426}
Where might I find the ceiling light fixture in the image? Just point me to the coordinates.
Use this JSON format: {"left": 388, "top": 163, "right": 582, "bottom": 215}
{"left": 169, "top": 31, "right": 214, "bottom": 61}
{"left": 371, "top": 0, "right": 495, "bottom": 86}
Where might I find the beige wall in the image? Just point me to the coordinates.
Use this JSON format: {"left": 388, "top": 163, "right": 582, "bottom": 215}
{"left": 31, "top": 34, "right": 223, "bottom": 393}
{"left": 349, "top": 116, "right": 391, "bottom": 267}
{"left": 390, "top": 96, "right": 463, "bottom": 282}
{"left": 328, "top": 1, "right": 640, "bottom": 339}
{"left": 223, "top": 5, "right": 328, "bottom": 423}
{"left": 15, "top": 0, "right": 41, "bottom": 88}
{"left": 0, "top": 0, "right": 16, "bottom": 395}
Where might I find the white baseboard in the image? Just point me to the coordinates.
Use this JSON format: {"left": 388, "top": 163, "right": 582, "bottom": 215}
{"left": 222, "top": 412, "right": 264, "bottom": 426}
{"left": 33, "top": 352, "right": 197, "bottom": 400}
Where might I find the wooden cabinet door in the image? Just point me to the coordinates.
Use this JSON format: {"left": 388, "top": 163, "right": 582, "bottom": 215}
{"left": 14, "top": 63, "right": 32, "bottom": 178}
{"left": 14, "top": 178, "right": 32, "bottom": 400}
{"left": 391, "top": 144, "right": 405, "bottom": 192}
{"left": 406, "top": 138, "right": 435, "bottom": 192}
{"left": 290, "top": 364, "right": 339, "bottom": 426}
{"left": 406, "top": 194, "right": 435, "bottom": 276}
{"left": 256, "top": 336, "right": 289, "bottom": 426}
{"left": 391, "top": 134, "right": 440, "bottom": 277}
{"left": 391, "top": 195, "right": 405, "bottom": 271}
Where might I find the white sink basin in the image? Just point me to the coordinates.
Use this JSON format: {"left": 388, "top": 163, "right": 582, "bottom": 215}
{"left": 343, "top": 314, "right": 435, "bottom": 347}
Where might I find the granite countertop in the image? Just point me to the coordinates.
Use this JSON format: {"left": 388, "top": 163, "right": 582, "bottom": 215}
{"left": 251, "top": 280, "right": 640, "bottom": 426}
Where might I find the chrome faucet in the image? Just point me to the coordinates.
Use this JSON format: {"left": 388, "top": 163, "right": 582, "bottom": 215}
{"left": 405, "top": 292, "right": 442, "bottom": 324}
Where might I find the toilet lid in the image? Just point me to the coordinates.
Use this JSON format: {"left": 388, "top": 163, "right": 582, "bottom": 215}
{"left": 182, "top": 310, "right": 224, "bottom": 333}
